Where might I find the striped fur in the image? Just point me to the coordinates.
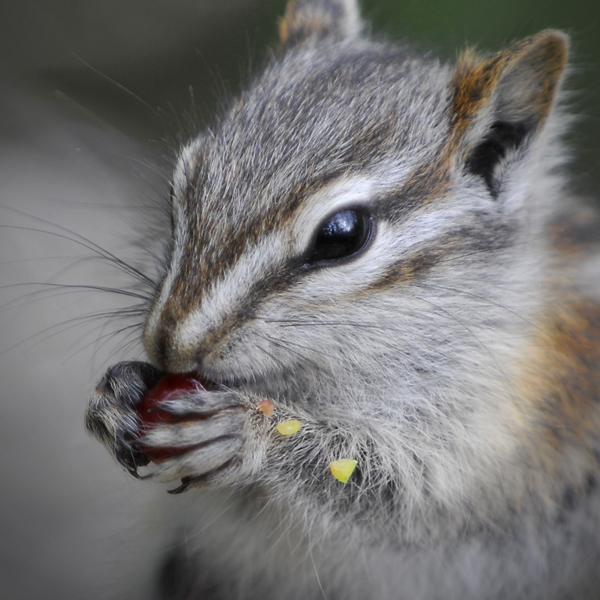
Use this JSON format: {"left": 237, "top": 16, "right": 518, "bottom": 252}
{"left": 87, "top": 0, "right": 600, "bottom": 598}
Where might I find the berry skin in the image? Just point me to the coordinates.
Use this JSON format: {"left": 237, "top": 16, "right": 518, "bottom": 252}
{"left": 137, "top": 373, "right": 206, "bottom": 463}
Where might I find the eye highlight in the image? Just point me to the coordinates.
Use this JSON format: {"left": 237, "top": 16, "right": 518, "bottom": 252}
{"left": 308, "top": 209, "right": 373, "bottom": 265}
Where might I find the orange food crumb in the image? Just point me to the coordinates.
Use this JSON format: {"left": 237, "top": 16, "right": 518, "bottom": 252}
{"left": 256, "top": 399, "right": 275, "bottom": 417}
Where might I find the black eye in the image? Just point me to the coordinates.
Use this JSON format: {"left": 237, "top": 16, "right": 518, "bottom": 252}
{"left": 308, "top": 209, "right": 373, "bottom": 265}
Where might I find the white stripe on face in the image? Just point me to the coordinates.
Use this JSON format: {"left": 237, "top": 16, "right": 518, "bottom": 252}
{"left": 146, "top": 166, "right": 482, "bottom": 367}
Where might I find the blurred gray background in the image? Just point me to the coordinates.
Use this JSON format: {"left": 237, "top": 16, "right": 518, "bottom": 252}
{"left": 0, "top": 1, "right": 598, "bottom": 599}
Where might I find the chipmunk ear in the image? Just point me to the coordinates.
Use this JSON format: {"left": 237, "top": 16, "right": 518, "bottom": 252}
{"left": 450, "top": 30, "right": 568, "bottom": 198}
{"left": 278, "top": 0, "right": 362, "bottom": 50}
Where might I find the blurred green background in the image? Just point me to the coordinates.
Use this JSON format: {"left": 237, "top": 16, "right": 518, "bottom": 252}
{"left": 1, "top": 0, "right": 599, "bottom": 193}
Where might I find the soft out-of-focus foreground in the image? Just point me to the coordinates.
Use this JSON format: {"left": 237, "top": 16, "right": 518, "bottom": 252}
{"left": 0, "top": 1, "right": 598, "bottom": 598}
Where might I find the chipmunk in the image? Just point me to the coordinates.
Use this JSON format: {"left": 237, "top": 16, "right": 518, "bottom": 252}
{"left": 85, "top": 0, "right": 600, "bottom": 597}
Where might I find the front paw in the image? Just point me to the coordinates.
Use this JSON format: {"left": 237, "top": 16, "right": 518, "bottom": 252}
{"left": 86, "top": 361, "right": 163, "bottom": 476}
{"left": 138, "top": 387, "right": 249, "bottom": 493}
{"left": 86, "top": 364, "right": 260, "bottom": 491}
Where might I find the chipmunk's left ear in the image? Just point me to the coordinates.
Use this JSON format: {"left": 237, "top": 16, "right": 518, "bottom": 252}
{"left": 450, "top": 30, "right": 568, "bottom": 198}
{"left": 278, "top": 0, "right": 362, "bottom": 51}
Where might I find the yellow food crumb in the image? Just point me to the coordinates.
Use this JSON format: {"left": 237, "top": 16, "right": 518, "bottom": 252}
{"left": 276, "top": 419, "right": 301, "bottom": 435}
{"left": 329, "top": 459, "right": 358, "bottom": 483}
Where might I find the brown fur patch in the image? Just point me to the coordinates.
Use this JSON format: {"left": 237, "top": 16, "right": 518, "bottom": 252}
{"left": 279, "top": 0, "right": 333, "bottom": 50}
{"left": 446, "top": 30, "right": 568, "bottom": 158}
{"left": 400, "top": 149, "right": 454, "bottom": 206}
{"left": 549, "top": 207, "right": 600, "bottom": 259}
{"left": 354, "top": 233, "right": 463, "bottom": 299}
{"left": 514, "top": 300, "right": 600, "bottom": 485}
{"left": 362, "top": 251, "right": 435, "bottom": 293}
{"left": 278, "top": 0, "right": 299, "bottom": 47}
{"left": 450, "top": 50, "right": 504, "bottom": 139}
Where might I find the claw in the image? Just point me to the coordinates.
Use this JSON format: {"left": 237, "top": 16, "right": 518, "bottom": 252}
{"left": 167, "top": 457, "right": 240, "bottom": 494}
{"left": 115, "top": 443, "right": 151, "bottom": 476}
{"left": 87, "top": 363, "right": 247, "bottom": 488}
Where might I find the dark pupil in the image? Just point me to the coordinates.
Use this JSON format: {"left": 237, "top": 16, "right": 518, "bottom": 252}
{"left": 311, "top": 210, "right": 368, "bottom": 263}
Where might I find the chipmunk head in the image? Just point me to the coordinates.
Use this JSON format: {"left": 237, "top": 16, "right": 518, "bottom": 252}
{"left": 143, "top": 0, "right": 568, "bottom": 416}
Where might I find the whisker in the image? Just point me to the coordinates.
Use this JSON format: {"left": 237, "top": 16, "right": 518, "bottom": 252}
{"left": 432, "top": 232, "right": 548, "bottom": 268}
{"left": 1, "top": 281, "right": 150, "bottom": 301}
{"left": 250, "top": 336, "right": 289, "bottom": 372}
{"left": 72, "top": 54, "right": 166, "bottom": 122}
{"left": 264, "top": 317, "right": 405, "bottom": 331}
{"left": 409, "top": 294, "right": 509, "bottom": 382}
{"left": 107, "top": 335, "right": 146, "bottom": 365}
{"left": 264, "top": 331, "right": 337, "bottom": 360}
{"left": 0, "top": 297, "right": 147, "bottom": 356}
{"left": 0, "top": 209, "right": 156, "bottom": 286}
{"left": 253, "top": 331, "right": 326, "bottom": 375}
{"left": 75, "top": 322, "right": 145, "bottom": 359}
{"left": 260, "top": 317, "right": 462, "bottom": 372}
{"left": 101, "top": 153, "right": 172, "bottom": 188}
{"left": 416, "top": 281, "right": 568, "bottom": 350}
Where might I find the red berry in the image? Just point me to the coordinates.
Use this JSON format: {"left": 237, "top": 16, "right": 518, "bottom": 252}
{"left": 136, "top": 372, "right": 207, "bottom": 463}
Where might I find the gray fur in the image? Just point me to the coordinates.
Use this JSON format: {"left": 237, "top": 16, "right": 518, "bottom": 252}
{"left": 86, "top": 0, "right": 600, "bottom": 598}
